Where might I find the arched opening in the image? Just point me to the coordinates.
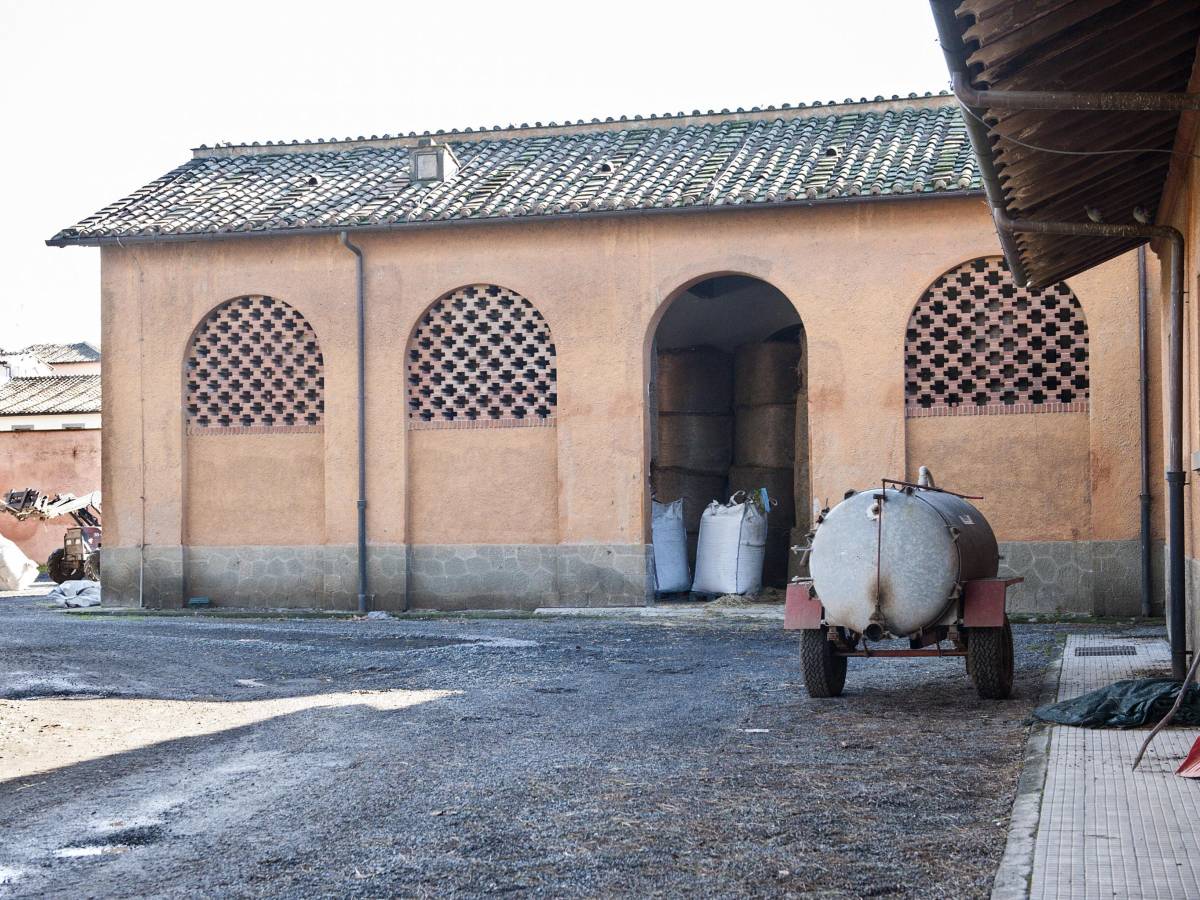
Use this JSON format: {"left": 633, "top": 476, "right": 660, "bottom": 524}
{"left": 403, "top": 283, "right": 560, "bottom": 607}
{"left": 904, "top": 256, "right": 1089, "bottom": 417}
{"left": 902, "top": 258, "right": 1093, "bottom": 608}
{"left": 648, "top": 275, "right": 807, "bottom": 590}
{"left": 181, "top": 295, "right": 327, "bottom": 599}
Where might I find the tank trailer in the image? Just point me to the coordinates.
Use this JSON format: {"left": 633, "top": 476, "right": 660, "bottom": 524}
{"left": 786, "top": 469, "right": 1020, "bottom": 699}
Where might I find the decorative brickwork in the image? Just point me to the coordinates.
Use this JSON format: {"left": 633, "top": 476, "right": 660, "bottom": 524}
{"left": 905, "top": 257, "right": 1089, "bottom": 417}
{"left": 185, "top": 295, "right": 324, "bottom": 434}
{"left": 407, "top": 284, "right": 557, "bottom": 428}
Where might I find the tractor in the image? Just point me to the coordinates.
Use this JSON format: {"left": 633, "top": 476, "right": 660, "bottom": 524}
{"left": 1, "top": 489, "right": 102, "bottom": 582}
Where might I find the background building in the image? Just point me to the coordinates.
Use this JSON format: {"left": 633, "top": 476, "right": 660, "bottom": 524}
{"left": 49, "top": 94, "right": 1153, "bottom": 613}
{"left": 0, "top": 342, "right": 101, "bottom": 562}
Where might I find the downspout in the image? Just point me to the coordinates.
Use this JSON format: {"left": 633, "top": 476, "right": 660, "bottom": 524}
{"left": 993, "top": 211, "right": 1187, "bottom": 680}
{"left": 1139, "top": 246, "right": 1153, "bottom": 619}
{"left": 339, "top": 231, "right": 369, "bottom": 614}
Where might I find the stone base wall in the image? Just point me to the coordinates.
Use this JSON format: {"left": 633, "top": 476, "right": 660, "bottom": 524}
{"left": 401, "top": 543, "right": 653, "bottom": 610}
{"left": 1000, "top": 539, "right": 1162, "bottom": 618}
{"left": 101, "top": 543, "right": 652, "bottom": 610}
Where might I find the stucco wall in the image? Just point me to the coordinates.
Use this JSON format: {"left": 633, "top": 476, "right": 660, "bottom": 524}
{"left": 0, "top": 429, "right": 101, "bottom": 562}
{"left": 906, "top": 413, "right": 1092, "bottom": 541}
{"left": 98, "top": 194, "right": 1147, "bottom": 610}
{"left": 185, "top": 432, "right": 325, "bottom": 546}
{"left": 1158, "top": 109, "right": 1200, "bottom": 655}
{"left": 408, "top": 428, "right": 558, "bottom": 544}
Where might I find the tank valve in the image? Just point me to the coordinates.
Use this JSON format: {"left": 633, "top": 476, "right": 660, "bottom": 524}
{"left": 863, "top": 623, "right": 885, "bottom": 642}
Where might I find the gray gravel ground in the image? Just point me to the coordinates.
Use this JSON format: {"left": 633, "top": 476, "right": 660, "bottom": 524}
{"left": 0, "top": 596, "right": 1145, "bottom": 898}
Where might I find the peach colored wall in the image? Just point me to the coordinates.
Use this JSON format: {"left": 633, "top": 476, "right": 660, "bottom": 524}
{"left": 408, "top": 428, "right": 558, "bottom": 544}
{"left": 1157, "top": 107, "right": 1200, "bottom": 649}
{"left": 185, "top": 433, "right": 325, "bottom": 545}
{"left": 903, "top": 251, "right": 1147, "bottom": 545}
{"left": 906, "top": 414, "right": 1090, "bottom": 541}
{"left": 0, "top": 429, "right": 100, "bottom": 562}
{"left": 98, "top": 194, "right": 1144, "bottom": 564}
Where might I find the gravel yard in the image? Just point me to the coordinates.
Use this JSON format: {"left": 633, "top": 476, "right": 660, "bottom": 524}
{"left": 0, "top": 595, "right": 1083, "bottom": 898}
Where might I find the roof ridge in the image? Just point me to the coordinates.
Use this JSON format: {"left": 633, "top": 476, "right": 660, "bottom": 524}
{"left": 5, "top": 374, "right": 99, "bottom": 382}
{"left": 195, "top": 91, "right": 956, "bottom": 159}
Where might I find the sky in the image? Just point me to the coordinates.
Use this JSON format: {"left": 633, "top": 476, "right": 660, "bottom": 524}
{"left": 0, "top": 1, "right": 951, "bottom": 349}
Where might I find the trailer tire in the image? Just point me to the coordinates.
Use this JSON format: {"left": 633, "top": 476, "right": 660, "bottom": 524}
{"left": 46, "top": 549, "right": 69, "bottom": 584}
{"left": 968, "top": 619, "right": 1014, "bottom": 700}
{"left": 800, "top": 628, "right": 847, "bottom": 698}
{"left": 84, "top": 551, "right": 100, "bottom": 582}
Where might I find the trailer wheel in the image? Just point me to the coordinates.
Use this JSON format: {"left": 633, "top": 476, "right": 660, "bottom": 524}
{"left": 800, "top": 628, "right": 847, "bottom": 698}
{"left": 84, "top": 551, "right": 100, "bottom": 582}
{"left": 46, "top": 549, "right": 69, "bottom": 584}
{"left": 968, "top": 618, "right": 1014, "bottom": 700}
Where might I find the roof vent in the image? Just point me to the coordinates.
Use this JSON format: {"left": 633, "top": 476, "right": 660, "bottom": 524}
{"left": 597, "top": 159, "right": 615, "bottom": 174}
{"left": 410, "top": 137, "right": 459, "bottom": 183}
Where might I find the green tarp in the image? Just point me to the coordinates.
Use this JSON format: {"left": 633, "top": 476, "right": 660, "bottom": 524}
{"left": 1032, "top": 678, "right": 1200, "bottom": 729}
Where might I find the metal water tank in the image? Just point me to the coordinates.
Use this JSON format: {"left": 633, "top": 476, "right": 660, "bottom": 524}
{"left": 809, "top": 484, "right": 999, "bottom": 637}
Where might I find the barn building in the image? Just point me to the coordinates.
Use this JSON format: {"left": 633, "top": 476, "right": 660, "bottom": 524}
{"left": 0, "top": 342, "right": 101, "bottom": 562}
{"left": 48, "top": 92, "right": 1157, "bottom": 613}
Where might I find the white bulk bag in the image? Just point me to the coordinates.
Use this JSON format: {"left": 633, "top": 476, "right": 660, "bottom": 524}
{"left": 651, "top": 499, "right": 690, "bottom": 594}
{"left": 0, "top": 533, "right": 39, "bottom": 592}
{"left": 692, "top": 493, "right": 767, "bottom": 595}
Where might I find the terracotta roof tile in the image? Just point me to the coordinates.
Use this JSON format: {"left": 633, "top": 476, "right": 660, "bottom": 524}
{"left": 0, "top": 342, "right": 101, "bottom": 364}
{"left": 50, "top": 97, "right": 980, "bottom": 245}
{"left": 0, "top": 376, "right": 101, "bottom": 416}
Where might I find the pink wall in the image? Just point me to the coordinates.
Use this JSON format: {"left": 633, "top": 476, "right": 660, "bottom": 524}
{"left": 0, "top": 430, "right": 100, "bottom": 564}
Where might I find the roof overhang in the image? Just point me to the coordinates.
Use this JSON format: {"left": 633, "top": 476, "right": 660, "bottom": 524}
{"left": 45, "top": 188, "right": 985, "bottom": 248}
{"left": 929, "top": 0, "right": 1200, "bottom": 287}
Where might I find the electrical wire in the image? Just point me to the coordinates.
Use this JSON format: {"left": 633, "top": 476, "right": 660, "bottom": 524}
{"left": 959, "top": 102, "right": 1200, "bottom": 161}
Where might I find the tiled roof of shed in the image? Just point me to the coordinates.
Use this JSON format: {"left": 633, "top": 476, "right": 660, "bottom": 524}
{"left": 1, "top": 342, "right": 101, "bottom": 364}
{"left": 0, "top": 376, "right": 101, "bottom": 416}
{"left": 49, "top": 95, "right": 980, "bottom": 246}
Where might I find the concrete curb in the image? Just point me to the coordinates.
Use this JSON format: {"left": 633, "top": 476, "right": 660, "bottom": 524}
{"left": 990, "top": 642, "right": 1064, "bottom": 900}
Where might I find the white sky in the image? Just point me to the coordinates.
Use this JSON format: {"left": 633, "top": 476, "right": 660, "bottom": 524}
{"left": 0, "top": 0, "right": 950, "bottom": 348}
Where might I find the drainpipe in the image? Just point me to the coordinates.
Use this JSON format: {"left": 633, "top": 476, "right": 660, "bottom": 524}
{"left": 950, "top": 76, "right": 1200, "bottom": 113}
{"left": 993, "top": 211, "right": 1187, "bottom": 680}
{"left": 339, "top": 231, "right": 369, "bottom": 614}
{"left": 1139, "top": 246, "right": 1153, "bottom": 619}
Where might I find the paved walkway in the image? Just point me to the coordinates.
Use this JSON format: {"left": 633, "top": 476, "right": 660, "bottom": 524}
{"left": 1005, "top": 635, "right": 1200, "bottom": 900}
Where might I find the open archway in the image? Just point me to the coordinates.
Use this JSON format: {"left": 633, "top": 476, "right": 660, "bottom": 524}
{"left": 648, "top": 275, "right": 808, "bottom": 590}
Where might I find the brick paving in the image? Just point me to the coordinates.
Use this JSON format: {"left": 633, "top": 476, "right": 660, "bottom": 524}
{"left": 1028, "top": 635, "right": 1200, "bottom": 899}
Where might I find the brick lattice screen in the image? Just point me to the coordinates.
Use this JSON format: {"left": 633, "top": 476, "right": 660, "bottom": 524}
{"left": 185, "top": 295, "right": 325, "bottom": 434}
{"left": 407, "top": 284, "right": 557, "bottom": 429}
{"left": 905, "top": 257, "right": 1089, "bottom": 417}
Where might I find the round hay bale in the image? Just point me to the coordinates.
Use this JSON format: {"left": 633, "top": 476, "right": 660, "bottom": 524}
{"left": 734, "top": 342, "right": 801, "bottom": 407}
{"left": 657, "top": 413, "right": 732, "bottom": 474}
{"left": 734, "top": 403, "right": 795, "bottom": 468}
{"left": 728, "top": 465, "right": 795, "bottom": 526}
{"left": 657, "top": 347, "right": 733, "bottom": 414}
{"left": 651, "top": 466, "right": 726, "bottom": 533}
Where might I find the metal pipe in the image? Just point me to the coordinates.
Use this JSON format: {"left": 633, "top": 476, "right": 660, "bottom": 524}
{"left": 1138, "top": 245, "right": 1153, "bottom": 618}
{"left": 994, "top": 211, "right": 1187, "bottom": 679}
{"left": 926, "top": 6, "right": 1028, "bottom": 280}
{"left": 339, "top": 231, "right": 369, "bottom": 615}
{"left": 951, "top": 74, "right": 1200, "bottom": 113}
